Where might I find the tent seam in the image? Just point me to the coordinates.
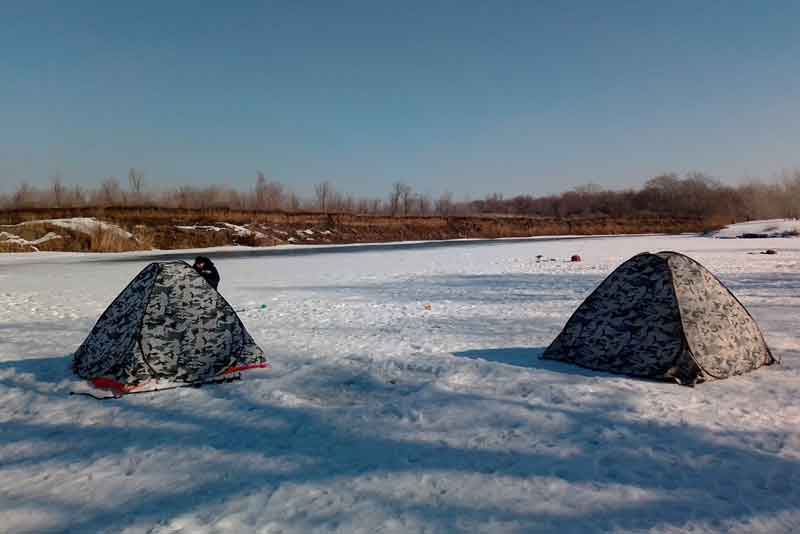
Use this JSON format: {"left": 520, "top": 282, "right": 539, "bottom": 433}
{"left": 659, "top": 252, "right": 703, "bottom": 383}
{"left": 137, "top": 261, "right": 167, "bottom": 379}
{"left": 542, "top": 252, "right": 651, "bottom": 362}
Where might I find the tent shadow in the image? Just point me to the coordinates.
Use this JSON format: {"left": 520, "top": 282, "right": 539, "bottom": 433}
{"left": 452, "top": 346, "right": 633, "bottom": 379}
{"left": 7, "top": 368, "right": 800, "bottom": 534}
{"left": 3, "top": 357, "right": 800, "bottom": 533}
{"left": 0, "top": 354, "right": 73, "bottom": 383}
{"left": 453, "top": 346, "right": 546, "bottom": 368}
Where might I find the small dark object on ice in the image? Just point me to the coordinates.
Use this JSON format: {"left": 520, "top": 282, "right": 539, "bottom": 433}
{"left": 570, "top": 254, "right": 582, "bottom": 262}
{"left": 761, "top": 249, "right": 778, "bottom": 255}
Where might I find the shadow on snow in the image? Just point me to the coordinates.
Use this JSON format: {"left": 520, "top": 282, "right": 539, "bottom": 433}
{"left": 1, "top": 355, "right": 799, "bottom": 532}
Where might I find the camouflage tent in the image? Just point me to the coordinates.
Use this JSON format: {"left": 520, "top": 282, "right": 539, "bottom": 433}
{"left": 543, "top": 251, "right": 775, "bottom": 385}
{"left": 73, "top": 261, "right": 267, "bottom": 393}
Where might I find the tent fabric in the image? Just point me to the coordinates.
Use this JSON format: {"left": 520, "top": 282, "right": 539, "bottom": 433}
{"left": 667, "top": 253, "right": 774, "bottom": 378}
{"left": 543, "top": 251, "right": 775, "bottom": 385}
{"left": 73, "top": 261, "right": 266, "bottom": 391}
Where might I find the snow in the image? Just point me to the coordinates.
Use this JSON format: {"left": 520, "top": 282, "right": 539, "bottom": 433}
{"left": 176, "top": 223, "right": 269, "bottom": 240}
{"left": 711, "top": 218, "right": 800, "bottom": 239}
{"left": 219, "top": 223, "right": 268, "bottom": 239}
{"left": 0, "top": 231, "right": 62, "bottom": 251}
{"left": 2, "top": 235, "right": 800, "bottom": 533}
{"left": 23, "top": 217, "right": 134, "bottom": 239}
{"left": 176, "top": 225, "right": 226, "bottom": 232}
{"left": 1, "top": 218, "right": 132, "bottom": 250}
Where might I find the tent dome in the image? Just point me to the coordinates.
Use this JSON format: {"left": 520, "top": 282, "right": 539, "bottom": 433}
{"left": 73, "top": 261, "right": 266, "bottom": 393}
{"left": 543, "top": 251, "right": 775, "bottom": 385}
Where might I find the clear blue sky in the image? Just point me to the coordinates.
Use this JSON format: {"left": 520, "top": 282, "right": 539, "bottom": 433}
{"left": 1, "top": 1, "right": 798, "bottom": 198}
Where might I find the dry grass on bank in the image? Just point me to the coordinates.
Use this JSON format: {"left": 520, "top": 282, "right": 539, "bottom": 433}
{"left": 0, "top": 206, "right": 716, "bottom": 253}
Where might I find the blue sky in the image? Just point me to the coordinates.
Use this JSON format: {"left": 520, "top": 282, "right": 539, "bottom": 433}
{"left": 1, "top": 1, "right": 798, "bottom": 197}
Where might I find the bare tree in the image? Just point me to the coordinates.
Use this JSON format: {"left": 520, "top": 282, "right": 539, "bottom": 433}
{"left": 357, "top": 197, "right": 383, "bottom": 215}
{"left": 328, "top": 190, "right": 345, "bottom": 212}
{"left": 389, "top": 183, "right": 402, "bottom": 216}
{"left": 314, "top": 181, "right": 334, "bottom": 212}
{"left": 400, "top": 184, "right": 413, "bottom": 215}
{"left": 128, "top": 168, "right": 144, "bottom": 194}
{"left": 254, "top": 172, "right": 285, "bottom": 211}
{"left": 255, "top": 171, "right": 268, "bottom": 210}
{"left": 287, "top": 191, "right": 302, "bottom": 211}
{"left": 99, "top": 177, "right": 124, "bottom": 206}
{"left": 435, "top": 191, "right": 453, "bottom": 216}
{"left": 263, "top": 181, "right": 284, "bottom": 211}
{"left": 389, "top": 182, "right": 412, "bottom": 216}
{"left": 780, "top": 169, "right": 800, "bottom": 219}
{"left": 356, "top": 198, "right": 372, "bottom": 214}
{"left": 573, "top": 183, "right": 604, "bottom": 195}
{"left": 12, "top": 182, "right": 35, "bottom": 209}
{"left": 70, "top": 185, "right": 86, "bottom": 207}
{"left": 128, "top": 168, "right": 145, "bottom": 204}
{"left": 641, "top": 173, "right": 681, "bottom": 213}
{"left": 50, "top": 172, "right": 65, "bottom": 207}
{"left": 13, "top": 166, "right": 800, "bottom": 222}
{"left": 338, "top": 194, "right": 355, "bottom": 213}
{"left": 175, "top": 185, "right": 194, "bottom": 209}
{"left": 415, "top": 194, "right": 432, "bottom": 216}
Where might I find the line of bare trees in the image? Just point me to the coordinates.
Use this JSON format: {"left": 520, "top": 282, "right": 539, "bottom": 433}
{"left": 3, "top": 169, "right": 800, "bottom": 221}
{"left": 471, "top": 171, "right": 800, "bottom": 221}
{"left": 0, "top": 170, "right": 464, "bottom": 216}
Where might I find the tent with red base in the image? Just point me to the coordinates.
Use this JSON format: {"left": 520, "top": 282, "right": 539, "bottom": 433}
{"left": 73, "top": 261, "right": 267, "bottom": 395}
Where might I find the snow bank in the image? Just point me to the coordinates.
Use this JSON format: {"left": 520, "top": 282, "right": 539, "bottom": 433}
{"left": 0, "top": 231, "right": 63, "bottom": 252}
{"left": 177, "top": 223, "right": 270, "bottom": 240}
{"left": 0, "top": 218, "right": 145, "bottom": 253}
{"left": 2, "top": 218, "right": 133, "bottom": 242}
{"left": 219, "top": 222, "right": 268, "bottom": 239}
{"left": 176, "top": 224, "right": 226, "bottom": 232}
{"left": 711, "top": 218, "right": 800, "bottom": 239}
{"left": 26, "top": 217, "right": 134, "bottom": 239}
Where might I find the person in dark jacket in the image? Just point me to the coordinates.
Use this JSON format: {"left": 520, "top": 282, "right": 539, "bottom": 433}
{"left": 193, "top": 256, "right": 220, "bottom": 290}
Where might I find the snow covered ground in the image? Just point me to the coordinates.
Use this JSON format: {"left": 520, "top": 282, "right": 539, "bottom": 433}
{"left": 711, "top": 218, "right": 800, "bottom": 239}
{"left": 2, "top": 235, "right": 800, "bottom": 533}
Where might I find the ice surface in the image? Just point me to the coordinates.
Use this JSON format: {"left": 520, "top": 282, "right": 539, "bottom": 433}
{"left": 1, "top": 235, "right": 800, "bottom": 533}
